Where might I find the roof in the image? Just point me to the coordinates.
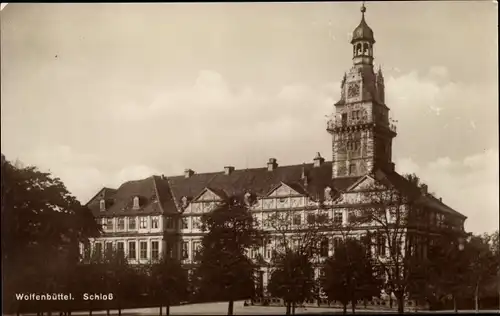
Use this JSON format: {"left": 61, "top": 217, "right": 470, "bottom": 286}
{"left": 351, "top": 9, "right": 375, "bottom": 44}
{"left": 374, "top": 166, "right": 467, "bottom": 219}
{"left": 86, "top": 161, "right": 465, "bottom": 220}
{"left": 87, "top": 176, "right": 176, "bottom": 217}
{"left": 87, "top": 161, "right": 361, "bottom": 216}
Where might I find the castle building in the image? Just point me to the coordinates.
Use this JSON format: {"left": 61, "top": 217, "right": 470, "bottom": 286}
{"left": 83, "top": 4, "right": 466, "bottom": 297}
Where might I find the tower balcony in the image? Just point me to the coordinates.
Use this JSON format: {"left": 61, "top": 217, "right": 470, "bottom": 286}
{"left": 326, "top": 117, "right": 397, "bottom": 134}
{"left": 326, "top": 117, "right": 371, "bottom": 131}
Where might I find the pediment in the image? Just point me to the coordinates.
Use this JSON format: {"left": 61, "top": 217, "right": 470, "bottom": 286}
{"left": 193, "top": 188, "right": 225, "bottom": 202}
{"left": 346, "top": 175, "right": 379, "bottom": 192}
{"left": 267, "top": 182, "right": 305, "bottom": 197}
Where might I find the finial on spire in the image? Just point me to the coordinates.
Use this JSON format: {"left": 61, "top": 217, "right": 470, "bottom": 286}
{"left": 361, "top": 1, "right": 366, "bottom": 15}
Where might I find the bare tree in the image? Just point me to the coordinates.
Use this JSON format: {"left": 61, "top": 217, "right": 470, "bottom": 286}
{"left": 352, "top": 174, "right": 423, "bottom": 314}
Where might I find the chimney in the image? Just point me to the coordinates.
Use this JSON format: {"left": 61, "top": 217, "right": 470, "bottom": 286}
{"left": 267, "top": 158, "right": 278, "bottom": 171}
{"left": 439, "top": 197, "right": 442, "bottom": 202}
{"left": 224, "top": 166, "right": 235, "bottom": 175}
{"left": 420, "top": 184, "right": 428, "bottom": 195}
{"left": 161, "top": 174, "right": 166, "bottom": 180}
{"left": 313, "top": 152, "right": 325, "bottom": 167}
{"left": 184, "top": 169, "right": 195, "bottom": 178}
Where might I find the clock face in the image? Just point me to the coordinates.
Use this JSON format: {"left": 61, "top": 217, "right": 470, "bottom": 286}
{"left": 347, "top": 83, "right": 360, "bottom": 98}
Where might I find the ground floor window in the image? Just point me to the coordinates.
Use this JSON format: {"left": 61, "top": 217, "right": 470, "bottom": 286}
{"left": 182, "top": 242, "right": 189, "bottom": 259}
{"left": 140, "top": 241, "right": 148, "bottom": 259}
{"left": 151, "top": 241, "right": 159, "bottom": 260}
{"left": 117, "top": 241, "right": 124, "bottom": 256}
{"left": 128, "top": 241, "right": 136, "bottom": 259}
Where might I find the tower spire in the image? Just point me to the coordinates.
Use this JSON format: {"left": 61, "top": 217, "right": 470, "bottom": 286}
{"left": 361, "top": 1, "right": 366, "bottom": 17}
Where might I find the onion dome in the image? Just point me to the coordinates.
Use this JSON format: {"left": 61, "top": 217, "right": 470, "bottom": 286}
{"left": 351, "top": 3, "right": 375, "bottom": 44}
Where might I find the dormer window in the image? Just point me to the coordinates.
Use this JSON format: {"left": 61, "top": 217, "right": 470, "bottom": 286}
{"left": 324, "top": 187, "right": 332, "bottom": 201}
{"left": 133, "top": 196, "right": 140, "bottom": 210}
{"left": 100, "top": 199, "right": 106, "bottom": 212}
{"left": 181, "top": 196, "right": 189, "bottom": 208}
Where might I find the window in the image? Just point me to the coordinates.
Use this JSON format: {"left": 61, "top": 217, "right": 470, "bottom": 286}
{"left": 320, "top": 238, "right": 329, "bottom": 257}
{"left": 151, "top": 241, "right": 159, "bottom": 261}
{"left": 377, "top": 235, "right": 386, "bottom": 256}
{"left": 263, "top": 213, "right": 270, "bottom": 228}
{"left": 307, "top": 213, "right": 315, "bottom": 225}
{"left": 83, "top": 243, "right": 91, "bottom": 259}
{"left": 264, "top": 239, "right": 272, "bottom": 259}
{"left": 333, "top": 238, "right": 342, "bottom": 252}
{"left": 139, "top": 217, "right": 147, "bottom": 229}
{"left": 151, "top": 216, "right": 159, "bottom": 229}
{"left": 182, "top": 242, "right": 189, "bottom": 259}
{"left": 100, "top": 199, "right": 106, "bottom": 212}
{"left": 333, "top": 211, "right": 343, "bottom": 224}
{"left": 292, "top": 213, "right": 302, "bottom": 226}
{"left": 117, "top": 218, "right": 125, "bottom": 230}
{"left": 166, "top": 217, "right": 174, "bottom": 229}
{"left": 106, "top": 218, "right": 114, "bottom": 231}
{"left": 430, "top": 212, "right": 436, "bottom": 226}
{"left": 133, "top": 196, "right": 140, "bottom": 209}
{"left": 341, "top": 113, "right": 348, "bottom": 125}
{"left": 349, "top": 163, "right": 356, "bottom": 175}
{"left": 105, "top": 242, "right": 113, "bottom": 255}
{"left": 128, "top": 241, "right": 136, "bottom": 259}
{"left": 117, "top": 242, "right": 124, "bottom": 256}
{"left": 192, "top": 241, "right": 201, "bottom": 261}
{"left": 128, "top": 217, "right": 137, "bottom": 230}
{"left": 139, "top": 241, "right": 148, "bottom": 260}
{"left": 293, "top": 239, "right": 301, "bottom": 252}
{"left": 192, "top": 216, "right": 201, "bottom": 230}
{"left": 94, "top": 243, "right": 102, "bottom": 258}
{"left": 181, "top": 218, "right": 188, "bottom": 229}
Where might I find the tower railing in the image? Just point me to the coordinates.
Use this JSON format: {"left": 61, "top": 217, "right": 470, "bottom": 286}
{"left": 327, "top": 117, "right": 398, "bottom": 134}
{"left": 327, "top": 117, "right": 370, "bottom": 130}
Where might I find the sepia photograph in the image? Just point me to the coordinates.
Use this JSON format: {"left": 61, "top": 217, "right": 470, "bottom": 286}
{"left": 1, "top": 1, "right": 498, "bottom": 315}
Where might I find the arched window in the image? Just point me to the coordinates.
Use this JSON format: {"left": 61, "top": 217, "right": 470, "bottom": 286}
{"left": 133, "top": 196, "right": 140, "bottom": 209}
{"left": 100, "top": 199, "right": 106, "bottom": 212}
{"left": 356, "top": 43, "right": 362, "bottom": 55}
{"left": 324, "top": 187, "right": 332, "bottom": 201}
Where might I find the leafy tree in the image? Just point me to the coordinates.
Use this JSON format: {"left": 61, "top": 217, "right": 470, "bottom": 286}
{"left": 465, "top": 234, "right": 498, "bottom": 312}
{"left": 193, "top": 196, "right": 260, "bottom": 315}
{"left": 267, "top": 250, "right": 315, "bottom": 315}
{"left": 149, "top": 256, "right": 189, "bottom": 316}
{"left": 407, "top": 228, "right": 470, "bottom": 311}
{"left": 321, "top": 238, "right": 383, "bottom": 314}
{"left": 1, "top": 156, "right": 100, "bottom": 314}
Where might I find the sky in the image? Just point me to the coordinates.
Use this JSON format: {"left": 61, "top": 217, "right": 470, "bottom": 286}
{"left": 1, "top": 2, "right": 498, "bottom": 234}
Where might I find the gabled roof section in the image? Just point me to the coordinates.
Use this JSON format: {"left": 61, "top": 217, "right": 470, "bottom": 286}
{"left": 166, "top": 162, "right": 345, "bottom": 206}
{"left": 266, "top": 181, "right": 307, "bottom": 197}
{"left": 85, "top": 187, "right": 117, "bottom": 207}
{"left": 372, "top": 166, "right": 466, "bottom": 219}
{"left": 192, "top": 187, "right": 227, "bottom": 202}
{"left": 345, "top": 174, "right": 377, "bottom": 192}
{"left": 89, "top": 177, "right": 168, "bottom": 216}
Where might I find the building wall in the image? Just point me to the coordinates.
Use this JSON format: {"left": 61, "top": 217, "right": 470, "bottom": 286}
{"left": 85, "top": 183, "right": 459, "bottom": 269}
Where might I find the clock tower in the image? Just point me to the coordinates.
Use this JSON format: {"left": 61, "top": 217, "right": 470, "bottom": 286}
{"left": 327, "top": 3, "right": 397, "bottom": 178}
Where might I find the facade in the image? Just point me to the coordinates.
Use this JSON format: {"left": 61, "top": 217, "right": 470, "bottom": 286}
{"left": 83, "top": 5, "right": 466, "bottom": 297}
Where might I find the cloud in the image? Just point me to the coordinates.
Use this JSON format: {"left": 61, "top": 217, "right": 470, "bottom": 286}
{"left": 386, "top": 66, "right": 498, "bottom": 164}
{"left": 396, "top": 148, "right": 499, "bottom": 234}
